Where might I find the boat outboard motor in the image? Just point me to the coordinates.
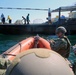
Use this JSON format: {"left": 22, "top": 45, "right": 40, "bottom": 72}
{"left": 6, "top": 48, "right": 74, "bottom": 75}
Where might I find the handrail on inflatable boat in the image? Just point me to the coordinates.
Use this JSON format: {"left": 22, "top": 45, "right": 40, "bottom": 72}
{"left": 2, "top": 43, "right": 22, "bottom": 58}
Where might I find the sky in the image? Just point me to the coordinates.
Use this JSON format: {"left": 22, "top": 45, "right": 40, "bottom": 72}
{"left": 0, "top": 0, "right": 76, "bottom": 23}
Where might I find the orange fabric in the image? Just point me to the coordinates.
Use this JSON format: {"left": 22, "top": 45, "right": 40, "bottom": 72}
{"left": 2, "top": 37, "right": 51, "bottom": 61}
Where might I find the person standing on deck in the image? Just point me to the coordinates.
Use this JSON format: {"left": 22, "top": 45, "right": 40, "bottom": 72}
{"left": 60, "top": 15, "right": 65, "bottom": 19}
{"left": 46, "top": 8, "right": 51, "bottom": 24}
{"left": 49, "top": 26, "right": 71, "bottom": 58}
{"left": 7, "top": 15, "right": 12, "bottom": 24}
{"left": 48, "top": 8, "right": 51, "bottom": 24}
{"left": 1, "top": 13, "right": 5, "bottom": 24}
{"left": 22, "top": 16, "right": 26, "bottom": 24}
{"left": 26, "top": 14, "right": 30, "bottom": 24}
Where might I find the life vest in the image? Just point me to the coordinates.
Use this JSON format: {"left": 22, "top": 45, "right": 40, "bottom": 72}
{"left": 53, "top": 36, "right": 71, "bottom": 58}
{"left": 63, "top": 36, "right": 71, "bottom": 58}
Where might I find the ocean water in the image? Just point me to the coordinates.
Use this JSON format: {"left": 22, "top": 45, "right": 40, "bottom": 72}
{"left": 0, "top": 34, "right": 76, "bottom": 63}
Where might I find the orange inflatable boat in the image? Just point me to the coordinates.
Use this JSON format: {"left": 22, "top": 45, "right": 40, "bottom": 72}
{"left": 1, "top": 36, "right": 75, "bottom": 75}
{"left": 1, "top": 36, "right": 51, "bottom": 61}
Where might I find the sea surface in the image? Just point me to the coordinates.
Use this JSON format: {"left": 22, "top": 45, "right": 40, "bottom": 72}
{"left": 0, "top": 34, "right": 76, "bottom": 63}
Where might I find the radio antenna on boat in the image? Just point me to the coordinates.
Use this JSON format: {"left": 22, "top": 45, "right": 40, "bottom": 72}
{"left": 0, "top": 7, "right": 48, "bottom": 11}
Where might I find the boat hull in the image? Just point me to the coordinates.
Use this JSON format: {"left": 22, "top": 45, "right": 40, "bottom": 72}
{"left": 0, "top": 24, "right": 76, "bottom": 35}
{"left": 1, "top": 37, "right": 51, "bottom": 61}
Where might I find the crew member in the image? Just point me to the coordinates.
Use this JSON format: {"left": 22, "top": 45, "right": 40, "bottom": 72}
{"left": 22, "top": 16, "right": 26, "bottom": 24}
{"left": 26, "top": 14, "right": 30, "bottom": 24}
{"left": 49, "top": 26, "right": 71, "bottom": 58}
{"left": 7, "top": 15, "right": 12, "bottom": 24}
{"left": 1, "top": 13, "right": 5, "bottom": 24}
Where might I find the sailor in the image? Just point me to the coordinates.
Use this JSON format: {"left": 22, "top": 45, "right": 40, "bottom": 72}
{"left": 22, "top": 16, "right": 26, "bottom": 24}
{"left": 26, "top": 14, "right": 30, "bottom": 24}
{"left": 1, "top": 13, "right": 5, "bottom": 24}
{"left": 46, "top": 8, "right": 51, "bottom": 24}
{"left": 49, "top": 26, "right": 71, "bottom": 58}
{"left": 7, "top": 15, "right": 12, "bottom": 24}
